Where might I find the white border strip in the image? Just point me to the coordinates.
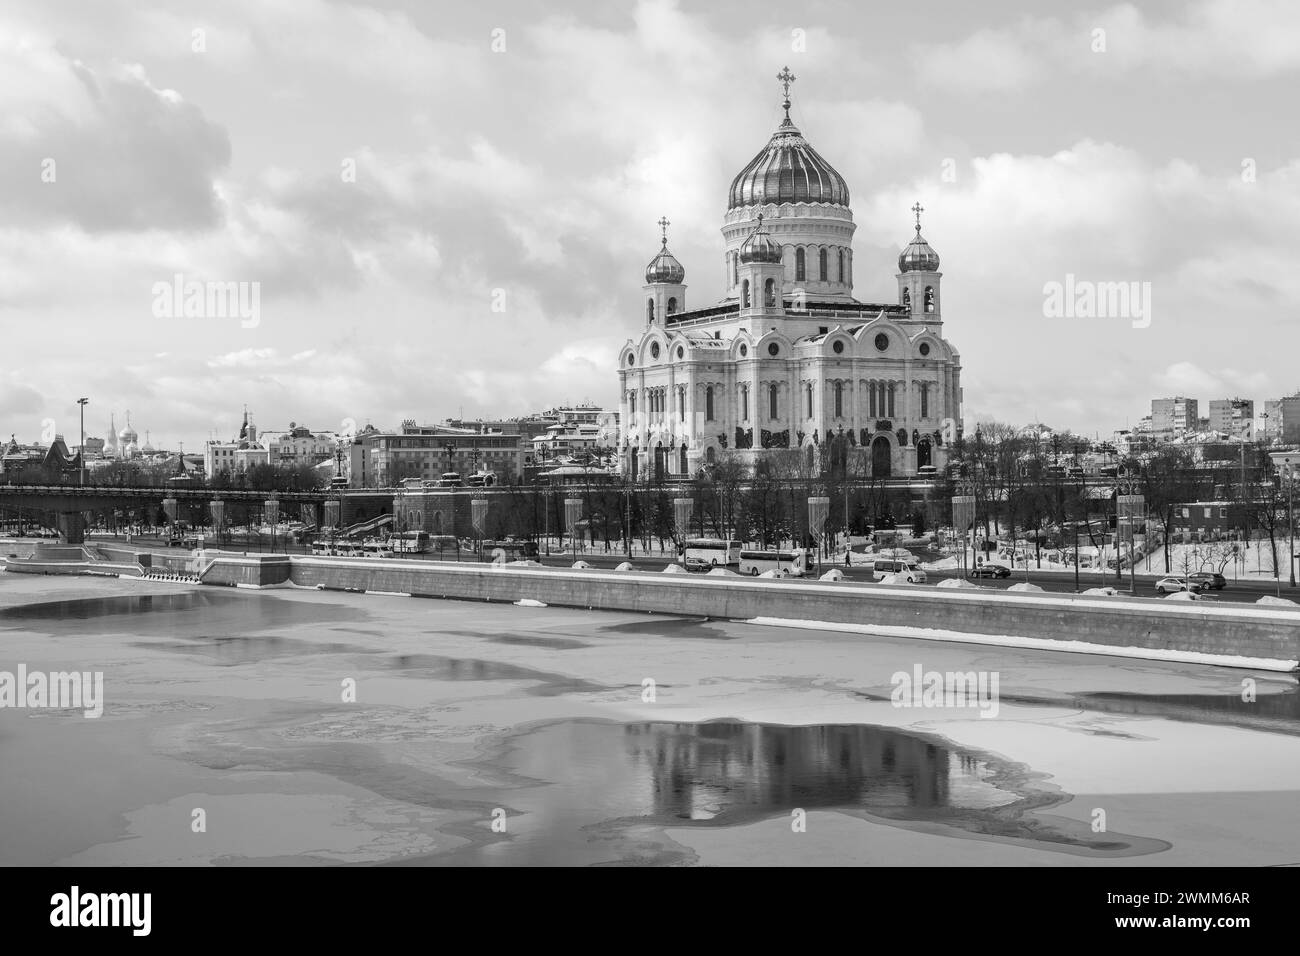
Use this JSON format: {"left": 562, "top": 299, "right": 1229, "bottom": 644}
{"left": 742, "top": 616, "right": 1299, "bottom": 672}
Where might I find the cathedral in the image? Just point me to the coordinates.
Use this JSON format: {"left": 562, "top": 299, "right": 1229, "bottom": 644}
{"left": 617, "top": 69, "right": 963, "bottom": 481}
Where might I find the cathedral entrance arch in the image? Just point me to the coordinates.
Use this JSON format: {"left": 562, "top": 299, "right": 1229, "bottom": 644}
{"left": 871, "top": 436, "right": 892, "bottom": 477}
{"left": 916, "top": 437, "right": 932, "bottom": 470}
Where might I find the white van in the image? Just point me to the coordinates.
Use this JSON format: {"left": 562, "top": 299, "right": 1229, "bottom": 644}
{"left": 871, "top": 558, "right": 927, "bottom": 583}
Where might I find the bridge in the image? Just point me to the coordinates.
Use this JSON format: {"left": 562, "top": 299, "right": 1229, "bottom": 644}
{"left": 0, "top": 484, "right": 391, "bottom": 543}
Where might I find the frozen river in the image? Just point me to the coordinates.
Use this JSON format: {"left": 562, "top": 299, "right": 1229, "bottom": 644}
{"left": 2, "top": 572, "right": 1298, "bottom": 866}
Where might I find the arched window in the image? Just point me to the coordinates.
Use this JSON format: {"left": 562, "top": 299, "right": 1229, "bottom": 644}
{"left": 741, "top": 385, "right": 749, "bottom": 421}
{"left": 818, "top": 248, "right": 828, "bottom": 281}
{"left": 806, "top": 382, "right": 813, "bottom": 418}
{"left": 919, "top": 382, "right": 929, "bottom": 419}
{"left": 887, "top": 382, "right": 896, "bottom": 418}
{"left": 837, "top": 249, "right": 844, "bottom": 282}
{"left": 795, "top": 248, "right": 806, "bottom": 282}
{"left": 834, "top": 381, "right": 843, "bottom": 418}
{"left": 647, "top": 299, "right": 654, "bottom": 322}
{"left": 902, "top": 287, "right": 911, "bottom": 310}
{"left": 869, "top": 381, "right": 877, "bottom": 417}
{"left": 667, "top": 297, "right": 677, "bottom": 315}
{"left": 705, "top": 386, "right": 715, "bottom": 422}
{"left": 732, "top": 253, "right": 738, "bottom": 288}
{"left": 629, "top": 393, "right": 637, "bottom": 416}
{"left": 769, "top": 383, "right": 778, "bottom": 421}
{"left": 680, "top": 444, "right": 688, "bottom": 475}
{"left": 924, "top": 286, "right": 935, "bottom": 313}
{"left": 705, "top": 446, "right": 716, "bottom": 464}
{"left": 742, "top": 280, "right": 750, "bottom": 308}
{"left": 764, "top": 278, "right": 776, "bottom": 307}
{"left": 678, "top": 386, "right": 685, "bottom": 422}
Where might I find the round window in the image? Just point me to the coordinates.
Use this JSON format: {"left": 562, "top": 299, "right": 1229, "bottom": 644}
{"left": 651, "top": 342, "right": 660, "bottom": 359}
{"left": 832, "top": 340, "right": 844, "bottom": 354}
{"left": 768, "top": 342, "right": 779, "bottom": 357}
{"left": 919, "top": 342, "right": 931, "bottom": 357}
{"left": 874, "top": 333, "right": 889, "bottom": 352}
{"left": 739, "top": 344, "right": 748, "bottom": 357}
{"left": 676, "top": 346, "right": 684, "bottom": 359}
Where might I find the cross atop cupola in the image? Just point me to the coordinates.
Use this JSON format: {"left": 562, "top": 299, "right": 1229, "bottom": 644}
{"left": 777, "top": 66, "right": 796, "bottom": 119}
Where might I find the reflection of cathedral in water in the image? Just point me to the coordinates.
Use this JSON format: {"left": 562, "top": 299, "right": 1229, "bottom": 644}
{"left": 623, "top": 722, "right": 962, "bottom": 819}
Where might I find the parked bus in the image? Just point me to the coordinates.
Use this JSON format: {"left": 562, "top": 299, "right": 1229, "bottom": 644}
{"left": 682, "top": 538, "right": 742, "bottom": 571}
{"left": 738, "top": 548, "right": 808, "bottom": 577}
{"left": 388, "top": 531, "right": 431, "bottom": 554}
{"left": 480, "top": 539, "right": 540, "bottom": 562}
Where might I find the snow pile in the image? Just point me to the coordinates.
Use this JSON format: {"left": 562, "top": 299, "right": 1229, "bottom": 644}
{"left": 1082, "top": 587, "right": 1119, "bottom": 596}
{"left": 571, "top": 560, "right": 592, "bottom": 569}
{"left": 614, "top": 561, "right": 635, "bottom": 572}
{"left": 707, "top": 567, "right": 738, "bottom": 576}
{"left": 877, "top": 573, "right": 915, "bottom": 585}
{"left": 662, "top": 564, "right": 688, "bottom": 574}
{"left": 1008, "top": 582, "right": 1044, "bottom": 592}
{"left": 1257, "top": 595, "right": 1300, "bottom": 607}
{"left": 818, "top": 569, "right": 844, "bottom": 582}
{"left": 1164, "top": 591, "right": 1197, "bottom": 601}
{"left": 514, "top": 599, "right": 547, "bottom": 608}
{"left": 759, "top": 569, "right": 786, "bottom": 579}
{"left": 936, "top": 578, "right": 980, "bottom": 589}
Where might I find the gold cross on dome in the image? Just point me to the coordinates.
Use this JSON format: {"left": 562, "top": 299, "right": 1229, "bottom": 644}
{"left": 912, "top": 202, "right": 925, "bottom": 231}
{"left": 777, "top": 66, "right": 796, "bottom": 99}
{"left": 657, "top": 216, "right": 670, "bottom": 243}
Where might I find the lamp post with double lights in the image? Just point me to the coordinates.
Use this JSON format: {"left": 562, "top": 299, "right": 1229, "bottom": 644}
{"left": 1270, "top": 451, "right": 1297, "bottom": 590}
{"left": 76, "top": 397, "right": 89, "bottom": 486}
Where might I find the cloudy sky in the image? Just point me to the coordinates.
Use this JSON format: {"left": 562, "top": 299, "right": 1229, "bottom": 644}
{"left": 2, "top": 0, "right": 1298, "bottom": 449}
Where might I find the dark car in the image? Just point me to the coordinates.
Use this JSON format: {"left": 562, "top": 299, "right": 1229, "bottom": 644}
{"left": 972, "top": 563, "right": 1012, "bottom": 579}
{"left": 1187, "top": 571, "right": 1227, "bottom": 590}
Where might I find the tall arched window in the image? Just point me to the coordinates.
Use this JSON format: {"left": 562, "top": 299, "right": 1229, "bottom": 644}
{"left": 837, "top": 249, "right": 844, "bottom": 282}
{"left": 705, "top": 386, "right": 715, "bottom": 422}
{"left": 818, "top": 248, "right": 828, "bottom": 281}
{"left": 764, "top": 278, "right": 776, "bottom": 307}
{"left": 887, "top": 382, "right": 896, "bottom": 418}
{"left": 869, "top": 381, "right": 877, "bottom": 417}
{"left": 742, "top": 280, "right": 750, "bottom": 308}
{"left": 647, "top": 299, "right": 654, "bottom": 322}
{"left": 629, "top": 393, "right": 636, "bottom": 416}
{"left": 806, "top": 382, "right": 813, "bottom": 418}
{"left": 732, "top": 253, "right": 738, "bottom": 288}
{"left": 678, "top": 386, "right": 685, "bottom": 422}
{"left": 740, "top": 385, "right": 749, "bottom": 421}
{"left": 919, "top": 382, "right": 929, "bottom": 419}
{"left": 667, "top": 297, "right": 677, "bottom": 315}
{"left": 924, "top": 286, "right": 935, "bottom": 312}
{"left": 902, "top": 287, "right": 911, "bottom": 310}
{"left": 834, "top": 381, "right": 843, "bottom": 418}
{"left": 769, "top": 383, "right": 778, "bottom": 420}
{"left": 680, "top": 444, "right": 688, "bottom": 475}
{"left": 795, "top": 248, "right": 806, "bottom": 282}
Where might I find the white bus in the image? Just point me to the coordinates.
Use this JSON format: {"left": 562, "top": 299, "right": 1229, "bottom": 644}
{"left": 388, "top": 531, "right": 431, "bottom": 554}
{"left": 682, "top": 538, "right": 742, "bottom": 571}
{"left": 738, "top": 548, "right": 808, "bottom": 577}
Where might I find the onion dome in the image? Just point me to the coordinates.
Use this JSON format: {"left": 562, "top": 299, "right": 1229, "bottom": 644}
{"left": 118, "top": 413, "right": 138, "bottom": 445}
{"left": 645, "top": 239, "right": 685, "bottom": 284}
{"left": 738, "top": 214, "right": 783, "bottom": 263}
{"left": 899, "top": 202, "right": 940, "bottom": 272}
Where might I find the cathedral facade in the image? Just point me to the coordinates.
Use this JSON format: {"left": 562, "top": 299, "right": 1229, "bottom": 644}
{"left": 617, "top": 69, "right": 963, "bottom": 481}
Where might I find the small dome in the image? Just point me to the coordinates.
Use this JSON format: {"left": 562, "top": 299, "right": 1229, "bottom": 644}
{"left": 645, "top": 240, "right": 685, "bottom": 284}
{"left": 739, "top": 216, "right": 782, "bottom": 263}
{"left": 899, "top": 226, "right": 940, "bottom": 273}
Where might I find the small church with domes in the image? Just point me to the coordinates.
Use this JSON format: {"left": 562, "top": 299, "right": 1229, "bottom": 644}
{"left": 617, "top": 68, "right": 963, "bottom": 481}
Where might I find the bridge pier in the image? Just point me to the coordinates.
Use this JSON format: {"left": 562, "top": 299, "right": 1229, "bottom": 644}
{"left": 56, "top": 511, "right": 86, "bottom": 545}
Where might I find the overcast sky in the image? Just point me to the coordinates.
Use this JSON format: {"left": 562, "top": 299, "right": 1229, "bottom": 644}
{"left": 2, "top": 0, "right": 1298, "bottom": 448}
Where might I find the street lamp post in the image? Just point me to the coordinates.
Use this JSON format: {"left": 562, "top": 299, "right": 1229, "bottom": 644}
{"left": 76, "top": 397, "right": 88, "bottom": 486}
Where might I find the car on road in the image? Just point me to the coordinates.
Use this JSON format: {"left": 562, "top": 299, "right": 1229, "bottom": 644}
{"left": 971, "top": 563, "right": 1012, "bottom": 579}
{"left": 1154, "top": 576, "right": 1201, "bottom": 595}
{"left": 871, "top": 558, "right": 927, "bottom": 583}
{"left": 1187, "top": 571, "right": 1227, "bottom": 590}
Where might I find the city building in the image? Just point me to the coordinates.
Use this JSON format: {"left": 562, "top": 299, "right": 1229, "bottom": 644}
{"left": 1208, "top": 399, "right": 1254, "bottom": 438}
{"left": 1151, "top": 397, "right": 1199, "bottom": 439}
{"left": 1263, "top": 392, "right": 1300, "bottom": 444}
{"left": 617, "top": 69, "right": 962, "bottom": 480}
{"left": 349, "top": 420, "right": 525, "bottom": 488}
